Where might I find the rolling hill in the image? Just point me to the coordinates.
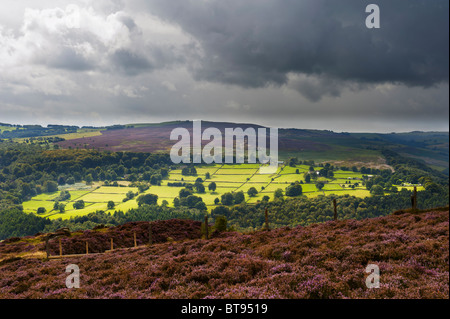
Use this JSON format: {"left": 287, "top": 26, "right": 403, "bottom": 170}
{"left": 2, "top": 120, "right": 448, "bottom": 172}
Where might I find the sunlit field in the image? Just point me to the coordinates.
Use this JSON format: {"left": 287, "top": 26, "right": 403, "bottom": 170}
{"left": 22, "top": 163, "right": 422, "bottom": 220}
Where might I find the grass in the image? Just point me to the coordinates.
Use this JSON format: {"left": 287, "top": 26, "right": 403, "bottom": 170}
{"left": 77, "top": 192, "right": 129, "bottom": 203}
{"left": 0, "top": 126, "right": 22, "bottom": 133}
{"left": 13, "top": 128, "right": 104, "bottom": 143}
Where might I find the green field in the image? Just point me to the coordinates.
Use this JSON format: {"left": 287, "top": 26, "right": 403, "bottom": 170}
{"left": 22, "top": 163, "right": 420, "bottom": 219}
{"left": 12, "top": 128, "right": 104, "bottom": 143}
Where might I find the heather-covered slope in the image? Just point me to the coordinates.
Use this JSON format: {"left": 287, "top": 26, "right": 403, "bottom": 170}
{"left": 0, "top": 209, "right": 448, "bottom": 299}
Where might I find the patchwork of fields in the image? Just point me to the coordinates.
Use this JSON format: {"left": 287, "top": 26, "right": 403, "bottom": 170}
{"left": 22, "top": 164, "right": 423, "bottom": 220}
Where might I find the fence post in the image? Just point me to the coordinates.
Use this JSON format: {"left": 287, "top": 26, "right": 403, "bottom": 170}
{"left": 264, "top": 208, "right": 270, "bottom": 230}
{"left": 134, "top": 231, "right": 137, "bottom": 247}
{"left": 333, "top": 199, "right": 338, "bottom": 221}
{"left": 59, "top": 238, "right": 62, "bottom": 257}
{"left": 45, "top": 237, "right": 50, "bottom": 259}
{"left": 110, "top": 238, "right": 114, "bottom": 251}
{"left": 148, "top": 223, "right": 153, "bottom": 245}
{"left": 86, "top": 241, "right": 89, "bottom": 255}
{"left": 204, "top": 215, "right": 209, "bottom": 240}
{"left": 413, "top": 186, "right": 417, "bottom": 211}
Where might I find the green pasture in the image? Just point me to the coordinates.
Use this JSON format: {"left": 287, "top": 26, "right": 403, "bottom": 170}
{"left": 214, "top": 168, "right": 259, "bottom": 175}
{"left": 78, "top": 192, "right": 128, "bottom": 203}
{"left": 91, "top": 186, "right": 139, "bottom": 194}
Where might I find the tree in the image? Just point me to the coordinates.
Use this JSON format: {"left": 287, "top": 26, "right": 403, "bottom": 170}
{"left": 214, "top": 197, "right": 220, "bottom": 205}
{"left": 211, "top": 206, "right": 231, "bottom": 218}
{"left": 57, "top": 175, "right": 66, "bottom": 186}
{"left": 37, "top": 207, "right": 46, "bottom": 214}
{"left": 425, "top": 182, "right": 442, "bottom": 194}
{"left": 138, "top": 184, "right": 149, "bottom": 193}
{"left": 56, "top": 190, "right": 71, "bottom": 201}
{"left": 195, "top": 201, "right": 207, "bottom": 211}
{"left": 137, "top": 193, "right": 158, "bottom": 206}
{"left": 205, "top": 172, "right": 211, "bottom": 180}
{"left": 44, "top": 181, "right": 58, "bottom": 193}
{"left": 304, "top": 174, "right": 311, "bottom": 183}
{"left": 274, "top": 188, "right": 284, "bottom": 200}
{"left": 66, "top": 176, "right": 75, "bottom": 185}
{"left": 58, "top": 203, "right": 66, "bottom": 213}
{"left": 107, "top": 201, "right": 115, "bottom": 210}
{"left": 85, "top": 174, "right": 93, "bottom": 185}
{"left": 370, "top": 185, "right": 384, "bottom": 196}
{"left": 73, "top": 200, "right": 85, "bottom": 210}
{"left": 221, "top": 192, "right": 234, "bottom": 205}
{"left": 247, "top": 187, "right": 258, "bottom": 197}
{"left": 288, "top": 158, "right": 297, "bottom": 167}
{"left": 150, "top": 174, "right": 162, "bottom": 185}
{"left": 182, "top": 195, "right": 203, "bottom": 209}
{"left": 208, "top": 182, "right": 217, "bottom": 192}
{"left": 286, "top": 183, "right": 303, "bottom": 197}
{"left": 179, "top": 188, "right": 193, "bottom": 198}
{"left": 315, "top": 181, "right": 325, "bottom": 191}
{"left": 194, "top": 182, "right": 205, "bottom": 193}
{"left": 233, "top": 191, "right": 245, "bottom": 204}
{"left": 214, "top": 215, "right": 228, "bottom": 232}
{"left": 126, "top": 191, "right": 136, "bottom": 200}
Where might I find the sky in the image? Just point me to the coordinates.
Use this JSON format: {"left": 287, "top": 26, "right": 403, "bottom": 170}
{"left": 0, "top": 0, "right": 448, "bottom": 132}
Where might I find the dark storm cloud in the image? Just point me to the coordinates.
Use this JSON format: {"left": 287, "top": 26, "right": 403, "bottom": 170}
{"left": 47, "top": 46, "right": 94, "bottom": 71}
{"left": 141, "top": 0, "right": 449, "bottom": 99}
{"left": 110, "top": 49, "right": 154, "bottom": 75}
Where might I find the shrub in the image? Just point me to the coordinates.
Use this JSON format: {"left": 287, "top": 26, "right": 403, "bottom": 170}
{"left": 214, "top": 215, "right": 228, "bottom": 232}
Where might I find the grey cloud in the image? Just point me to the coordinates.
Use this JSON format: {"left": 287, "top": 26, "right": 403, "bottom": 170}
{"left": 46, "top": 46, "right": 94, "bottom": 71}
{"left": 117, "top": 14, "right": 137, "bottom": 31}
{"left": 140, "top": 0, "right": 449, "bottom": 100}
{"left": 110, "top": 48, "right": 153, "bottom": 75}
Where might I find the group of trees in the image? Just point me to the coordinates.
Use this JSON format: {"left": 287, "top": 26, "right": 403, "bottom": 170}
{"left": 181, "top": 167, "right": 197, "bottom": 176}
{"left": 1, "top": 184, "right": 447, "bottom": 240}
{"left": 0, "top": 124, "right": 78, "bottom": 139}
{"left": 0, "top": 141, "right": 172, "bottom": 208}
{"left": 211, "top": 186, "right": 449, "bottom": 232}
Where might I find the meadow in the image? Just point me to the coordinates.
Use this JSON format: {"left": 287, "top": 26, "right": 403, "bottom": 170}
{"left": 22, "top": 163, "right": 423, "bottom": 220}
{"left": 13, "top": 128, "right": 104, "bottom": 143}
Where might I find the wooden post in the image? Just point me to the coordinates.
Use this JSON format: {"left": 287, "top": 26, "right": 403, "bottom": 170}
{"left": 86, "top": 241, "right": 89, "bottom": 255}
{"left": 59, "top": 238, "right": 62, "bottom": 257}
{"left": 333, "top": 199, "right": 338, "bottom": 221}
{"left": 264, "top": 208, "right": 270, "bottom": 230}
{"left": 110, "top": 238, "right": 114, "bottom": 251}
{"left": 412, "top": 186, "right": 417, "bottom": 211}
{"left": 134, "top": 231, "right": 137, "bottom": 247}
{"left": 148, "top": 223, "right": 153, "bottom": 245}
{"left": 204, "top": 215, "right": 209, "bottom": 240}
{"left": 45, "top": 237, "right": 50, "bottom": 259}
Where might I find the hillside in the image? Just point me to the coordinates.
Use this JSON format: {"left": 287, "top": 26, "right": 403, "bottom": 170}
{"left": 0, "top": 208, "right": 448, "bottom": 299}
{"left": 5, "top": 120, "right": 441, "bottom": 171}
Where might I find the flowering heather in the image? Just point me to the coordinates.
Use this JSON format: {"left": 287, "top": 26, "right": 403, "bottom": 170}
{"left": 0, "top": 209, "right": 448, "bottom": 299}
